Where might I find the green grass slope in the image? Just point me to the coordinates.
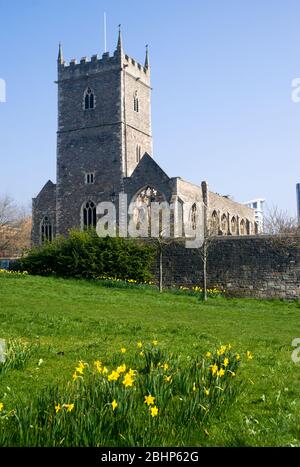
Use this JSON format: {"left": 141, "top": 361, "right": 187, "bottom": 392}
{"left": 0, "top": 274, "right": 300, "bottom": 446}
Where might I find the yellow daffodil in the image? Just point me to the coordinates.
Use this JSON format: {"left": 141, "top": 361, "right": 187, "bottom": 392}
{"left": 108, "top": 371, "right": 120, "bottom": 382}
{"left": 247, "top": 351, "right": 254, "bottom": 360}
{"left": 150, "top": 406, "right": 159, "bottom": 417}
{"left": 117, "top": 364, "right": 126, "bottom": 374}
{"left": 94, "top": 360, "right": 102, "bottom": 373}
{"left": 122, "top": 373, "right": 134, "bottom": 387}
{"left": 139, "top": 351, "right": 144, "bottom": 357}
{"left": 223, "top": 358, "right": 229, "bottom": 367}
{"left": 211, "top": 363, "right": 218, "bottom": 376}
{"left": 72, "top": 372, "right": 79, "bottom": 381}
{"left": 111, "top": 400, "right": 118, "bottom": 411}
{"left": 152, "top": 340, "right": 158, "bottom": 346}
{"left": 236, "top": 354, "right": 241, "bottom": 361}
{"left": 217, "top": 368, "right": 225, "bottom": 377}
{"left": 0, "top": 403, "right": 4, "bottom": 412}
{"left": 128, "top": 368, "right": 136, "bottom": 377}
{"left": 163, "top": 363, "right": 169, "bottom": 371}
{"left": 204, "top": 388, "right": 210, "bottom": 396}
{"left": 206, "top": 352, "right": 212, "bottom": 358}
{"left": 76, "top": 366, "right": 84, "bottom": 375}
{"left": 137, "top": 341, "right": 143, "bottom": 348}
{"left": 63, "top": 403, "right": 74, "bottom": 412}
{"left": 144, "top": 395, "right": 155, "bottom": 406}
{"left": 217, "top": 345, "right": 226, "bottom": 356}
{"left": 120, "top": 347, "right": 127, "bottom": 354}
{"left": 55, "top": 403, "right": 61, "bottom": 413}
{"left": 164, "top": 375, "right": 172, "bottom": 382}
{"left": 102, "top": 366, "right": 108, "bottom": 374}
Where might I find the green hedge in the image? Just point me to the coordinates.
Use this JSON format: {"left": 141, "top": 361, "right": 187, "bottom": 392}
{"left": 19, "top": 230, "right": 155, "bottom": 282}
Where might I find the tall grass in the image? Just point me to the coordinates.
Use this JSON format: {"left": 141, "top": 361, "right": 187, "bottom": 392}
{"left": 0, "top": 342, "right": 248, "bottom": 447}
{"left": 0, "top": 339, "right": 35, "bottom": 375}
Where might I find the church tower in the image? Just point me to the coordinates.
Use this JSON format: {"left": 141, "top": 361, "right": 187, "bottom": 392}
{"left": 56, "top": 29, "right": 152, "bottom": 236}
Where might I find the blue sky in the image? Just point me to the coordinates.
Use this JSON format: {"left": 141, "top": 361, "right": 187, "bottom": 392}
{"left": 0, "top": 0, "right": 299, "bottom": 215}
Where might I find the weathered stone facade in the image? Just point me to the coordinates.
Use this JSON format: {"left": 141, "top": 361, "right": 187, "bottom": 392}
{"left": 152, "top": 236, "right": 300, "bottom": 300}
{"left": 32, "top": 31, "right": 255, "bottom": 245}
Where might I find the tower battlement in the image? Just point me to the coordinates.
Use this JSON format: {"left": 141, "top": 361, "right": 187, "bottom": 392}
{"left": 57, "top": 30, "right": 150, "bottom": 83}
{"left": 58, "top": 51, "right": 122, "bottom": 80}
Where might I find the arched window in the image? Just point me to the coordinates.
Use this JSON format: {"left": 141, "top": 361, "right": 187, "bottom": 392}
{"left": 136, "top": 145, "right": 142, "bottom": 163}
{"left": 84, "top": 88, "right": 95, "bottom": 110}
{"left": 246, "top": 220, "right": 251, "bottom": 235}
{"left": 210, "top": 211, "right": 219, "bottom": 235}
{"left": 132, "top": 186, "right": 164, "bottom": 235}
{"left": 41, "top": 216, "right": 53, "bottom": 243}
{"left": 134, "top": 91, "right": 139, "bottom": 112}
{"left": 191, "top": 204, "right": 197, "bottom": 231}
{"left": 221, "top": 214, "right": 227, "bottom": 234}
{"left": 240, "top": 219, "right": 246, "bottom": 235}
{"left": 82, "top": 201, "right": 96, "bottom": 230}
{"left": 231, "top": 216, "right": 237, "bottom": 235}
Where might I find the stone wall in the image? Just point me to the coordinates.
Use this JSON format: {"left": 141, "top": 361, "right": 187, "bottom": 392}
{"left": 153, "top": 236, "right": 300, "bottom": 300}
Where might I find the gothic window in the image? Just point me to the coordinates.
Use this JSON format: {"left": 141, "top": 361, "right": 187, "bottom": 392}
{"left": 41, "top": 216, "right": 53, "bottom": 243}
{"left": 210, "top": 211, "right": 219, "bottom": 235}
{"left": 240, "top": 219, "right": 246, "bottom": 235}
{"left": 84, "top": 88, "right": 95, "bottom": 110}
{"left": 132, "top": 186, "right": 164, "bottom": 234}
{"left": 221, "top": 214, "right": 227, "bottom": 234}
{"left": 136, "top": 145, "right": 142, "bottom": 163}
{"left": 246, "top": 219, "right": 251, "bottom": 235}
{"left": 82, "top": 201, "right": 96, "bottom": 230}
{"left": 134, "top": 91, "right": 139, "bottom": 112}
{"left": 191, "top": 204, "right": 197, "bottom": 231}
{"left": 231, "top": 216, "right": 237, "bottom": 235}
{"left": 85, "top": 172, "right": 95, "bottom": 184}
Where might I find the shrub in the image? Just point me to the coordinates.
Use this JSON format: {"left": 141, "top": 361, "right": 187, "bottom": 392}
{"left": 19, "top": 231, "right": 155, "bottom": 283}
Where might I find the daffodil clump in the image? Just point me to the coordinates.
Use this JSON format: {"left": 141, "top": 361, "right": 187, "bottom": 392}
{"left": 0, "top": 269, "right": 28, "bottom": 278}
{"left": 0, "top": 339, "right": 35, "bottom": 375}
{"left": 0, "top": 341, "right": 253, "bottom": 447}
{"left": 178, "top": 285, "right": 225, "bottom": 298}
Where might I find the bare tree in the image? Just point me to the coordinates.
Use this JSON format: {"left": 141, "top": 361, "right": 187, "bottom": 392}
{"left": 264, "top": 206, "right": 299, "bottom": 235}
{"left": 0, "top": 196, "right": 16, "bottom": 255}
{"left": 198, "top": 217, "right": 216, "bottom": 301}
{"left": 0, "top": 195, "right": 31, "bottom": 258}
{"left": 156, "top": 229, "right": 174, "bottom": 293}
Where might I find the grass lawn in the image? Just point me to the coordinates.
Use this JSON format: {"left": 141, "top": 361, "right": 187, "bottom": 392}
{"left": 0, "top": 273, "right": 300, "bottom": 446}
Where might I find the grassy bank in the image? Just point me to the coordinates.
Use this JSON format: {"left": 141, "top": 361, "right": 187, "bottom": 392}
{"left": 0, "top": 273, "right": 299, "bottom": 446}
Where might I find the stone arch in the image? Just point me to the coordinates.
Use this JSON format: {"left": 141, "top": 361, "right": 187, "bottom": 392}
{"left": 231, "top": 216, "right": 237, "bottom": 235}
{"left": 133, "top": 91, "right": 139, "bottom": 112}
{"left": 81, "top": 200, "right": 96, "bottom": 230}
{"left": 221, "top": 213, "right": 227, "bottom": 235}
{"left": 40, "top": 215, "right": 53, "bottom": 244}
{"left": 210, "top": 210, "right": 219, "bottom": 235}
{"left": 83, "top": 87, "right": 95, "bottom": 110}
{"left": 240, "top": 219, "right": 246, "bottom": 235}
{"left": 190, "top": 203, "right": 197, "bottom": 231}
{"left": 246, "top": 219, "right": 251, "bottom": 235}
{"left": 130, "top": 186, "right": 166, "bottom": 235}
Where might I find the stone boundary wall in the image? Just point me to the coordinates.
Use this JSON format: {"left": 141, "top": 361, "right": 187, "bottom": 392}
{"left": 152, "top": 235, "right": 300, "bottom": 300}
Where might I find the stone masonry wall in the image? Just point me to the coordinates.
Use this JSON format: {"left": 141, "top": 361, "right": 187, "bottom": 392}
{"left": 153, "top": 236, "right": 300, "bottom": 300}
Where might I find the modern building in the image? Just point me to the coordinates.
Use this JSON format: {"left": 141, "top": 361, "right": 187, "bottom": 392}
{"left": 243, "top": 199, "right": 265, "bottom": 233}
